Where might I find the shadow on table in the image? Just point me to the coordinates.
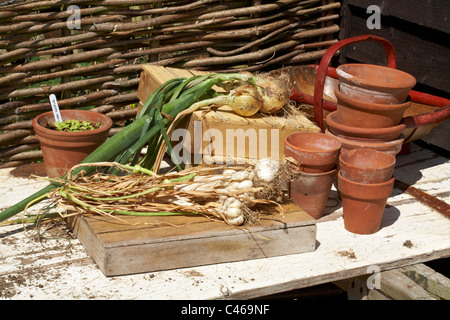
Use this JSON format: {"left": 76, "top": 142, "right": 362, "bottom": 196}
{"left": 394, "top": 140, "right": 449, "bottom": 188}
{"left": 380, "top": 204, "right": 401, "bottom": 230}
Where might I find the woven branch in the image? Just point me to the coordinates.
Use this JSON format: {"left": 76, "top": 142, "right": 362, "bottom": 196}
{"left": 0, "top": 0, "right": 340, "bottom": 167}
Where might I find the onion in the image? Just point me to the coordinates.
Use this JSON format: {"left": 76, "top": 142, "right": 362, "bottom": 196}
{"left": 254, "top": 75, "right": 289, "bottom": 114}
{"left": 227, "top": 85, "right": 263, "bottom": 117}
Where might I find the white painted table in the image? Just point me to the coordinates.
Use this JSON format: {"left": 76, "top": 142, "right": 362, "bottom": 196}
{"left": 1, "top": 143, "right": 449, "bottom": 300}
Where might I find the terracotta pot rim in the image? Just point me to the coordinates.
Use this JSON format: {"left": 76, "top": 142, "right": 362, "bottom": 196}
{"left": 335, "top": 87, "right": 411, "bottom": 111}
{"left": 339, "top": 148, "right": 396, "bottom": 171}
{"left": 32, "top": 110, "right": 113, "bottom": 137}
{"left": 291, "top": 167, "right": 337, "bottom": 177}
{"left": 336, "top": 63, "right": 417, "bottom": 90}
{"left": 285, "top": 132, "right": 341, "bottom": 153}
{"left": 325, "top": 129, "right": 404, "bottom": 146}
{"left": 326, "top": 111, "right": 405, "bottom": 140}
{"left": 338, "top": 171, "right": 395, "bottom": 201}
{"left": 338, "top": 171, "right": 395, "bottom": 188}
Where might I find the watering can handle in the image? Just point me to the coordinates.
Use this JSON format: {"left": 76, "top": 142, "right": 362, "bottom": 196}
{"left": 313, "top": 35, "right": 397, "bottom": 131}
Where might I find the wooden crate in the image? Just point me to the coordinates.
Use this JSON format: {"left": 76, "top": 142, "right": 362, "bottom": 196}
{"left": 67, "top": 202, "right": 317, "bottom": 277}
{"left": 137, "top": 65, "right": 320, "bottom": 165}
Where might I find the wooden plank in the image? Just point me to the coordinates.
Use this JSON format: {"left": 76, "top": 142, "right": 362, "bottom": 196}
{"left": 367, "top": 289, "right": 391, "bottom": 300}
{"left": 402, "top": 263, "right": 450, "bottom": 300}
{"left": 334, "top": 265, "right": 446, "bottom": 300}
{"left": 334, "top": 276, "right": 369, "bottom": 300}
{"left": 377, "top": 268, "right": 437, "bottom": 300}
{"left": 67, "top": 202, "right": 317, "bottom": 277}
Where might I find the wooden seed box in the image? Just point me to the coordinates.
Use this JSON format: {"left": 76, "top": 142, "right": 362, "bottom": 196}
{"left": 67, "top": 202, "right": 317, "bottom": 277}
{"left": 137, "top": 65, "right": 320, "bottom": 165}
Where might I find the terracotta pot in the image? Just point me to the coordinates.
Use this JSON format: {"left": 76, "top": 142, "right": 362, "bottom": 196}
{"left": 326, "top": 111, "right": 405, "bottom": 141}
{"left": 338, "top": 171, "right": 395, "bottom": 235}
{"left": 288, "top": 168, "right": 337, "bottom": 219}
{"left": 339, "top": 148, "right": 396, "bottom": 184}
{"left": 336, "top": 63, "right": 416, "bottom": 104}
{"left": 325, "top": 129, "right": 404, "bottom": 156}
{"left": 335, "top": 88, "right": 410, "bottom": 128}
{"left": 284, "top": 132, "right": 341, "bottom": 173}
{"left": 32, "top": 109, "right": 112, "bottom": 178}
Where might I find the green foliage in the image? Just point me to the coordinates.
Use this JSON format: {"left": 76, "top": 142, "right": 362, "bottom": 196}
{"left": 54, "top": 119, "right": 101, "bottom": 132}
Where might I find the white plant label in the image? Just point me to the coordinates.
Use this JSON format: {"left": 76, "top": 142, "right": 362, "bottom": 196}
{"left": 49, "top": 94, "right": 63, "bottom": 123}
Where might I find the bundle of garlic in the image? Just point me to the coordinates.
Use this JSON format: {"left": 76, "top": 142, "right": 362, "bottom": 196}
{"left": 173, "top": 158, "right": 283, "bottom": 225}
{"left": 46, "top": 159, "right": 287, "bottom": 227}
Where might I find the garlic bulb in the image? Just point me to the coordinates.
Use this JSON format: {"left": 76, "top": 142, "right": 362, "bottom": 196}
{"left": 254, "top": 158, "right": 279, "bottom": 183}
{"left": 237, "top": 179, "right": 253, "bottom": 190}
{"left": 230, "top": 170, "right": 254, "bottom": 181}
{"left": 227, "top": 215, "right": 244, "bottom": 226}
{"left": 220, "top": 197, "right": 245, "bottom": 225}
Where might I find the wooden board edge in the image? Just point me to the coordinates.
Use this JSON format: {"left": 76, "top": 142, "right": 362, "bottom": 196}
{"left": 78, "top": 208, "right": 317, "bottom": 249}
{"left": 102, "top": 223, "right": 317, "bottom": 277}
{"left": 66, "top": 215, "right": 108, "bottom": 275}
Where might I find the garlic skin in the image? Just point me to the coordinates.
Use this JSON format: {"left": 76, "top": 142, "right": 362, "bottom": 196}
{"left": 227, "top": 215, "right": 245, "bottom": 226}
{"left": 254, "top": 158, "right": 279, "bottom": 182}
{"left": 225, "top": 181, "right": 240, "bottom": 191}
{"left": 237, "top": 179, "right": 253, "bottom": 190}
{"left": 230, "top": 170, "right": 253, "bottom": 181}
{"left": 226, "top": 207, "right": 242, "bottom": 218}
{"left": 222, "top": 169, "right": 236, "bottom": 176}
{"left": 223, "top": 197, "right": 241, "bottom": 210}
{"left": 219, "top": 197, "right": 245, "bottom": 226}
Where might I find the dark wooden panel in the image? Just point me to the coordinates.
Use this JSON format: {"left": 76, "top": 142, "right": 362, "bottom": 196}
{"left": 345, "top": 0, "right": 450, "bottom": 33}
{"left": 339, "top": 0, "right": 450, "bottom": 97}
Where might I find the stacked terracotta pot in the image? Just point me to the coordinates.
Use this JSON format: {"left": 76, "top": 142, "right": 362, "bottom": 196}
{"left": 338, "top": 148, "right": 396, "bottom": 234}
{"left": 325, "top": 63, "right": 417, "bottom": 156}
{"left": 327, "top": 63, "right": 416, "bottom": 234}
{"left": 284, "top": 132, "right": 341, "bottom": 220}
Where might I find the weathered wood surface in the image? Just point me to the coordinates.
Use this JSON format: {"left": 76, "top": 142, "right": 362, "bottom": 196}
{"left": 402, "top": 263, "right": 450, "bottom": 300}
{"left": 0, "top": 142, "right": 449, "bottom": 299}
{"left": 66, "top": 203, "right": 317, "bottom": 277}
{"left": 335, "top": 263, "right": 450, "bottom": 300}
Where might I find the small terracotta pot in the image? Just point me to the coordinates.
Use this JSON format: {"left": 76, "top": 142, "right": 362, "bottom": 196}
{"left": 33, "top": 109, "right": 112, "bottom": 178}
{"left": 288, "top": 168, "right": 337, "bottom": 219}
{"left": 326, "top": 111, "right": 405, "bottom": 141}
{"left": 335, "top": 88, "right": 410, "bottom": 128}
{"left": 284, "top": 132, "right": 341, "bottom": 173}
{"left": 336, "top": 63, "right": 416, "bottom": 104}
{"left": 339, "top": 148, "right": 396, "bottom": 184}
{"left": 338, "top": 171, "right": 395, "bottom": 235}
{"left": 325, "top": 129, "right": 404, "bottom": 156}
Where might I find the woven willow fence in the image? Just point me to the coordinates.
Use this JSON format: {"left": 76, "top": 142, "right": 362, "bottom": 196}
{"left": 0, "top": 0, "right": 340, "bottom": 168}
